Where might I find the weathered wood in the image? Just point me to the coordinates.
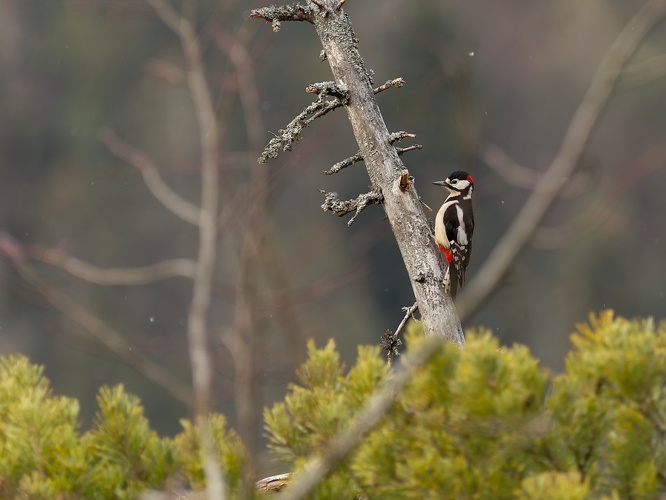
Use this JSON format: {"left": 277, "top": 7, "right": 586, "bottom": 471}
{"left": 252, "top": 2, "right": 463, "bottom": 343}
{"left": 307, "top": 1, "right": 464, "bottom": 342}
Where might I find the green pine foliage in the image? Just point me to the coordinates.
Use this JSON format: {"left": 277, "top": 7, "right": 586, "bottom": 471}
{"left": 2, "top": 311, "right": 665, "bottom": 498}
{"left": 0, "top": 356, "right": 247, "bottom": 498}
{"left": 265, "top": 311, "right": 666, "bottom": 499}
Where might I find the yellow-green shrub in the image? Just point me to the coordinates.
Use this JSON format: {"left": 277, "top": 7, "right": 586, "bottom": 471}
{"left": 265, "top": 311, "right": 666, "bottom": 499}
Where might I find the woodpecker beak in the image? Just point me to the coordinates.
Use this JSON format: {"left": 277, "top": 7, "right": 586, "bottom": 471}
{"left": 432, "top": 180, "right": 448, "bottom": 187}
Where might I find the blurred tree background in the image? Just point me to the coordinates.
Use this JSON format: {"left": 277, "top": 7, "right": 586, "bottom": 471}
{"left": 0, "top": 0, "right": 664, "bottom": 473}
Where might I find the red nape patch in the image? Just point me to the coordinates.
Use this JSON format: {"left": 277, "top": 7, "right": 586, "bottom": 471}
{"left": 467, "top": 174, "right": 474, "bottom": 183}
{"left": 437, "top": 243, "right": 453, "bottom": 264}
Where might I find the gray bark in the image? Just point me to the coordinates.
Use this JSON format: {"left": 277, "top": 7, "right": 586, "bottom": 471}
{"left": 253, "top": 1, "right": 464, "bottom": 343}
{"left": 309, "top": 2, "right": 463, "bottom": 343}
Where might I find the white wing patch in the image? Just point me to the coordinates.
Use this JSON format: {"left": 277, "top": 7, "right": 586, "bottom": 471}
{"left": 455, "top": 205, "right": 468, "bottom": 245}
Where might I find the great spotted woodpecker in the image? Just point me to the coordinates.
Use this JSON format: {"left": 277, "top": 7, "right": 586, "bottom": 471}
{"left": 433, "top": 171, "right": 475, "bottom": 298}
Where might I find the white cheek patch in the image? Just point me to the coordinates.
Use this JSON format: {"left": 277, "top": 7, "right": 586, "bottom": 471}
{"left": 463, "top": 185, "right": 473, "bottom": 200}
{"left": 455, "top": 205, "right": 468, "bottom": 245}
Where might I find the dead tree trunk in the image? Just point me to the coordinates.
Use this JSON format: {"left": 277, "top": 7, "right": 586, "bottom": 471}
{"left": 252, "top": 1, "right": 464, "bottom": 344}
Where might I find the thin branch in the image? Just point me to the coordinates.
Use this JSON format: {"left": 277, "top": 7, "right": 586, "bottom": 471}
{"left": 532, "top": 145, "right": 666, "bottom": 249}
{"left": 456, "top": 0, "right": 666, "bottom": 321}
{"left": 483, "top": 144, "right": 600, "bottom": 199}
{"left": 396, "top": 144, "right": 422, "bottom": 155}
{"left": 30, "top": 246, "right": 196, "bottom": 285}
{"left": 259, "top": 89, "right": 348, "bottom": 163}
{"left": 323, "top": 152, "right": 363, "bottom": 175}
{"left": 388, "top": 131, "right": 416, "bottom": 143}
{"left": 319, "top": 189, "right": 383, "bottom": 226}
{"left": 619, "top": 52, "right": 666, "bottom": 88}
{"left": 324, "top": 131, "right": 417, "bottom": 175}
{"left": 259, "top": 75, "right": 406, "bottom": 166}
{"left": 278, "top": 333, "right": 448, "bottom": 500}
{"left": 381, "top": 302, "right": 418, "bottom": 367}
{"left": 394, "top": 302, "right": 419, "bottom": 340}
{"left": 100, "top": 130, "right": 200, "bottom": 225}
{"left": 255, "top": 473, "right": 292, "bottom": 493}
{"left": 145, "top": 0, "right": 181, "bottom": 32}
{"left": 250, "top": 3, "right": 314, "bottom": 32}
{"left": 374, "top": 77, "right": 405, "bottom": 94}
{"left": 305, "top": 81, "right": 350, "bottom": 99}
{"left": 218, "top": 27, "right": 270, "bottom": 466}
{"left": 146, "top": 0, "right": 225, "bottom": 497}
{"left": 0, "top": 235, "right": 192, "bottom": 405}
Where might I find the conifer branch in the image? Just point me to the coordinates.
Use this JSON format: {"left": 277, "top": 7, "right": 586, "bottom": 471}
{"left": 277, "top": 333, "right": 447, "bottom": 500}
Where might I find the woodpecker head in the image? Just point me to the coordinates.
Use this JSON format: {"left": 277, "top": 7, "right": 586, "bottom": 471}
{"left": 433, "top": 170, "right": 474, "bottom": 197}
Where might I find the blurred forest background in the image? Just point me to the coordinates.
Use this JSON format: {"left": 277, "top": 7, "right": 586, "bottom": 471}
{"left": 0, "top": 0, "right": 664, "bottom": 473}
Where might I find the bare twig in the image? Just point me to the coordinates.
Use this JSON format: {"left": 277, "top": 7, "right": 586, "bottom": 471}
{"left": 374, "top": 77, "right": 405, "bottom": 94}
{"left": 324, "top": 131, "right": 417, "bottom": 175}
{"left": 323, "top": 152, "right": 364, "bottom": 175}
{"left": 101, "top": 130, "right": 200, "bottom": 225}
{"left": 483, "top": 144, "right": 600, "bottom": 199}
{"left": 396, "top": 144, "right": 422, "bottom": 155}
{"left": 532, "top": 146, "right": 666, "bottom": 249}
{"left": 278, "top": 333, "right": 448, "bottom": 500}
{"left": 456, "top": 0, "right": 666, "bottom": 322}
{"left": 382, "top": 302, "right": 418, "bottom": 367}
{"left": 31, "top": 246, "right": 196, "bottom": 284}
{"left": 217, "top": 28, "right": 269, "bottom": 465}
{"left": 319, "top": 189, "right": 383, "bottom": 226}
{"left": 147, "top": 0, "right": 225, "bottom": 497}
{"left": 394, "top": 302, "right": 419, "bottom": 340}
{"left": 250, "top": 3, "right": 314, "bottom": 31}
{"left": 619, "top": 52, "right": 666, "bottom": 88}
{"left": 388, "top": 131, "right": 416, "bottom": 143}
{"left": 255, "top": 473, "right": 292, "bottom": 493}
{"left": 0, "top": 234, "right": 192, "bottom": 405}
{"left": 259, "top": 91, "right": 348, "bottom": 163}
{"left": 306, "top": 81, "right": 350, "bottom": 99}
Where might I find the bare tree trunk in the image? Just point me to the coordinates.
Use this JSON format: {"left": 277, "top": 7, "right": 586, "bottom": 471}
{"left": 316, "top": 3, "right": 463, "bottom": 343}
{"left": 254, "top": 1, "right": 464, "bottom": 344}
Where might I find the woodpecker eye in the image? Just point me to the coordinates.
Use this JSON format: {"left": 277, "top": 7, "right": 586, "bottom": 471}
{"left": 450, "top": 179, "right": 458, "bottom": 184}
